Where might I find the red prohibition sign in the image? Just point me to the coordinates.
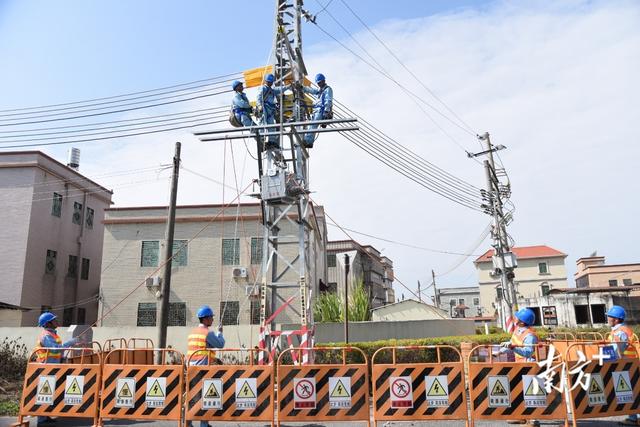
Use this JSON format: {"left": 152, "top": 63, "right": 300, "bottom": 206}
{"left": 391, "top": 378, "right": 411, "bottom": 398}
{"left": 295, "top": 379, "right": 314, "bottom": 399}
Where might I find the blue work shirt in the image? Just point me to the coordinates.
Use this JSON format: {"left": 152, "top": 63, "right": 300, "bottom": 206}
{"left": 39, "top": 329, "right": 77, "bottom": 363}
{"left": 189, "top": 324, "right": 225, "bottom": 366}
{"left": 232, "top": 91, "right": 252, "bottom": 114}
{"left": 303, "top": 85, "right": 333, "bottom": 113}
{"left": 512, "top": 328, "right": 539, "bottom": 360}
{"left": 257, "top": 85, "right": 287, "bottom": 113}
{"left": 611, "top": 323, "right": 630, "bottom": 355}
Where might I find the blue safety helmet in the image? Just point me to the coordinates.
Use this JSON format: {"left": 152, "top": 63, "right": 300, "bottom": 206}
{"left": 197, "top": 305, "right": 214, "bottom": 319}
{"left": 38, "top": 312, "right": 57, "bottom": 327}
{"left": 315, "top": 73, "right": 326, "bottom": 83}
{"left": 515, "top": 308, "right": 535, "bottom": 326}
{"left": 606, "top": 305, "right": 626, "bottom": 320}
{"left": 264, "top": 73, "right": 275, "bottom": 83}
{"left": 231, "top": 80, "right": 243, "bottom": 91}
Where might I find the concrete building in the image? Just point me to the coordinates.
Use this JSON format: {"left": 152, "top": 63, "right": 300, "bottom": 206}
{"left": 99, "top": 203, "right": 327, "bottom": 327}
{"left": 0, "top": 151, "right": 112, "bottom": 326}
{"left": 325, "top": 240, "right": 394, "bottom": 309}
{"left": 575, "top": 255, "right": 640, "bottom": 289}
{"left": 436, "top": 286, "right": 481, "bottom": 318}
{"left": 475, "top": 245, "right": 569, "bottom": 316}
{"left": 370, "top": 299, "right": 448, "bottom": 321}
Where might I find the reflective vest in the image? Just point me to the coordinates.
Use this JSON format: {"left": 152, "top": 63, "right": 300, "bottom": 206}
{"left": 510, "top": 327, "right": 539, "bottom": 361}
{"left": 35, "top": 329, "right": 63, "bottom": 363}
{"left": 187, "top": 326, "right": 216, "bottom": 364}
{"left": 608, "top": 325, "right": 638, "bottom": 358}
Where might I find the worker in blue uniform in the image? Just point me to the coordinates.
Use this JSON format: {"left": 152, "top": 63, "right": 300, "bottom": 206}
{"left": 231, "top": 80, "right": 256, "bottom": 128}
{"left": 256, "top": 73, "right": 289, "bottom": 149}
{"left": 302, "top": 73, "right": 333, "bottom": 148}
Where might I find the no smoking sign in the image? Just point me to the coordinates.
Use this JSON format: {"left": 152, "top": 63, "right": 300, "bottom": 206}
{"left": 293, "top": 378, "right": 316, "bottom": 409}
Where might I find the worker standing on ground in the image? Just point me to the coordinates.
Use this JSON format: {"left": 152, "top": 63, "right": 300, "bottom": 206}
{"left": 257, "top": 73, "right": 289, "bottom": 149}
{"left": 35, "top": 312, "right": 79, "bottom": 425}
{"left": 606, "top": 305, "right": 639, "bottom": 426}
{"left": 502, "top": 308, "right": 539, "bottom": 427}
{"left": 231, "top": 80, "right": 256, "bottom": 128}
{"left": 302, "top": 73, "right": 333, "bottom": 148}
{"left": 187, "top": 305, "right": 225, "bottom": 427}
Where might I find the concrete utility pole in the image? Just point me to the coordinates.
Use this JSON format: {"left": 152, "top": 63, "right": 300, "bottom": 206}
{"left": 432, "top": 269, "right": 439, "bottom": 307}
{"left": 417, "top": 281, "right": 422, "bottom": 303}
{"left": 157, "top": 142, "right": 181, "bottom": 354}
{"left": 344, "top": 254, "right": 350, "bottom": 344}
{"left": 471, "top": 133, "right": 517, "bottom": 330}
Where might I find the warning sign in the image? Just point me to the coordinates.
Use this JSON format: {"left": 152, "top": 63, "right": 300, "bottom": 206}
{"left": 294, "top": 378, "right": 316, "bottom": 409}
{"left": 522, "top": 375, "right": 546, "bottom": 408}
{"left": 36, "top": 375, "right": 56, "bottom": 405}
{"left": 64, "top": 375, "right": 85, "bottom": 405}
{"left": 145, "top": 377, "right": 166, "bottom": 408}
{"left": 424, "top": 375, "right": 449, "bottom": 407}
{"left": 587, "top": 374, "right": 606, "bottom": 406}
{"left": 115, "top": 378, "right": 135, "bottom": 408}
{"left": 202, "top": 379, "right": 223, "bottom": 410}
{"left": 390, "top": 376, "right": 413, "bottom": 409}
{"left": 488, "top": 376, "right": 510, "bottom": 408}
{"left": 328, "top": 377, "right": 351, "bottom": 409}
{"left": 612, "top": 371, "right": 633, "bottom": 404}
{"left": 235, "top": 378, "right": 257, "bottom": 410}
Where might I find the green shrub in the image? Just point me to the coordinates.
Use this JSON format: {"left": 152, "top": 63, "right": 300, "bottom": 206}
{"left": 0, "top": 399, "right": 19, "bottom": 416}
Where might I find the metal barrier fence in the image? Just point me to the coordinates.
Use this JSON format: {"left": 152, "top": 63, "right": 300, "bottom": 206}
{"left": 468, "top": 344, "right": 568, "bottom": 427}
{"left": 371, "top": 345, "right": 468, "bottom": 426}
{"left": 575, "top": 331, "right": 605, "bottom": 341}
{"left": 185, "top": 348, "right": 274, "bottom": 426}
{"left": 15, "top": 348, "right": 102, "bottom": 427}
{"left": 277, "top": 347, "right": 370, "bottom": 426}
{"left": 99, "top": 348, "right": 183, "bottom": 426}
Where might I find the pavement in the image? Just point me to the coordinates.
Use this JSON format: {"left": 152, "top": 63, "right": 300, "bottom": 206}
{"left": 0, "top": 417, "right": 635, "bottom": 426}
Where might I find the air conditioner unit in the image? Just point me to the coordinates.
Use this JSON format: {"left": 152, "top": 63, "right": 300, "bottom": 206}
{"left": 232, "top": 267, "right": 248, "bottom": 279}
{"left": 245, "top": 285, "right": 259, "bottom": 297}
{"left": 146, "top": 276, "right": 161, "bottom": 288}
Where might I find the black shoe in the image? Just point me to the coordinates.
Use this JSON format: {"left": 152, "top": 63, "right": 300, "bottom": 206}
{"left": 303, "top": 143, "right": 314, "bottom": 149}
{"left": 38, "top": 417, "right": 56, "bottom": 425}
{"left": 265, "top": 143, "right": 280, "bottom": 150}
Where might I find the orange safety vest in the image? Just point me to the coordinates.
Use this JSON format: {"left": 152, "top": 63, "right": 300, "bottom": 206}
{"left": 511, "top": 327, "right": 539, "bottom": 361}
{"left": 187, "top": 326, "right": 216, "bottom": 364}
{"left": 35, "top": 329, "right": 63, "bottom": 363}
{"left": 608, "top": 325, "right": 638, "bottom": 358}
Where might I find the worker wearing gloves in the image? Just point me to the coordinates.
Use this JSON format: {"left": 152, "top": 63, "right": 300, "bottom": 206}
{"left": 256, "top": 73, "right": 289, "bottom": 149}
{"left": 302, "top": 73, "right": 333, "bottom": 148}
{"left": 35, "top": 312, "right": 79, "bottom": 425}
{"left": 231, "top": 80, "right": 256, "bottom": 128}
{"left": 187, "top": 305, "right": 225, "bottom": 427}
{"left": 501, "top": 308, "right": 539, "bottom": 427}
{"left": 607, "top": 305, "right": 639, "bottom": 426}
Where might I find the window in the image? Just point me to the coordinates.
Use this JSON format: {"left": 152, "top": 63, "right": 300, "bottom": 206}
{"left": 172, "top": 240, "right": 188, "bottom": 266}
{"left": 81, "top": 258, "right": 90, "bottom": 280}
{"left": 575, "top": 305, "right": 590, "bottom": 325}
{"left": 51, "top": 193, "right": 62, "bottom": 217}
{"left": 220, "top": 301, "right": 240, "bottom": 325}
{"left": 72, "top": 202, "right": 83, "bottom": 225}
{"left": 251, "top": 237, "right": 263, "bottom": 265}
{"left": 168, "top": 302, "right": 186, "bottom": 326}
{"left": 141, "top": 241, "right": 160, "bottom": 267}
{"left": 538, "top": 262, "right": 549, "bottom": 274}
{"left": 86, "top": 207, "right": 94, "bottom": 229}
{"left": 327, "top": 254, "right": 337, "bottom": 268}
{"left": 250, "top": 300, "right": 261, "bottom": 325}
{"left": 473, "top": 297, "right": 480, "bottom": 306}
{"left": 458, "top": 298, "right": 465, "bottom": 305}
{"left": 541, "top": 283, "right": 550, "bottom": 296}
{"left": 496, "top": 288, "right": 503, "bottom": 300}
{"left": 591, "top": 304, "right": 606, "bottom": 324}
{"left": 623, "top": 279, "right": 633, "bottom": 286}
{"left": 222, "top": 239, "right": 240, "bottom": 265}
{"left": 137, "top": 303, "right": 157, "bottom": 326}
{"left": 67, "top": 255, "right": 78, "bottom": 278}
{"left": 77, "top": 308, "right": 86, "bottom": 324}
{"left": 609, "top": 279, "right": 618, "bottom": 287}
{"left": 328, "top": 282, "right": 338, "bottom": 293}
{"left": 63, "top": 308, "right": 73, "bottom": 326}
{"left": 45, "top": 250, "right": 57, "bottom": 274}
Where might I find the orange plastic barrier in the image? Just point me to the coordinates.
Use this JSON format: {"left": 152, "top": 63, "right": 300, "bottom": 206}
{"left": 576, "top": 331, "right": 605, "bottom": 341}
{"left": 371, "top": 345, "right": 468, "bottom": 425}
{"left": 467, "top": 344, "right": 568, "bottom": 427}
{"left": 99, "top": 348, "right": 183, "bottom": 426}
{"left": 566, "top": 341, "right": 640, "bottom": 427}
{"left": 14, "top": 348, "right": 102, "bottom": 427}
{"left": 277, "top": 347, "right": 370, "bottom": 426}
{"left": 547, "top": 332, "right": 576, "bottom": 341}
{"left": 185, "top": 348, "right": 274, "bottom": 426}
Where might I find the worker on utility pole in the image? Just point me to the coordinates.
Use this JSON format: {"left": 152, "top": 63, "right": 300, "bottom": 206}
{"left": 35, "top": 312, "right": 79, "bottom": 425}
{"left": 605, "top": 305, "right": 639, "bottom": 426}
{"left": 231, "top": 80, "right": 256, "bottom": 128}
{"left": 501, "top": 308, "right": 539, "bottom": 427}
{"left": 187, "top": 305, "right": 225, "bottom": 427}
{"left": 302, "top": 73, "right": 333, "bottom": 148}
{"left": 256, "top": 73, "right": 289, "bottom": 149}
